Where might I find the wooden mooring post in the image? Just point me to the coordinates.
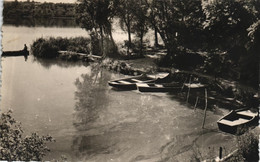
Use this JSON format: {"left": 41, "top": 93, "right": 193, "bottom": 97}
{"left": 186, "top": 75, "right": 192, "bottom": 103}
{"left": 202, "top": 88, "right": 208, "bottom": 128}
{"left": 194, "top": 96, "right": 199, "bottom": 110}
{"left": 219, "top": 147, "right": 223, "bottom": 159}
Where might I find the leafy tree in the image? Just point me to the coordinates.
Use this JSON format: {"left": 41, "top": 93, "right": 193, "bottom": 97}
{"left": 202, "top": 0, "right": 255, "bottom": 50}
{"left": 0, "top": 110, "right": 54, "bottom": 161}
{"left": 116, "top": 0, "right": 136, "bottom": 54}
{"left": 145, "top": 0, "right": 205, "bottom": 65}
{"left": 131, "top": 0, "right": 149, "bottom": 56}
{"left": 145, "top": 0, "right": 178, "bottom": 60}
{"left": 202, "top": 0, "right": 259, "bottom": 87}
{"left": 239, "top": 19, "right": 260, "bottom": 87}
{"left": 76, "top": 0, "right": 117, "bottom": 57}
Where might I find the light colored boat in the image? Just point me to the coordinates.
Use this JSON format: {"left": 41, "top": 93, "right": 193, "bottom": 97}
{"left": 108, "top": 72, "right": 169, "bottom": 90}
{"left": 217, "top": 109, "right": 258, "bottom": 134}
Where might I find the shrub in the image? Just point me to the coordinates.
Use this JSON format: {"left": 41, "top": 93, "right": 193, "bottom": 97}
{"left": 31, "top": 37, "right": 91, "bottom": 58}
{"left": 31, "top": 38, "right": 59, "bottom": 58}
{"left": 237, "top": 131, "right": 259, "bottom": 161}
{"left": 0, "top": 110, "right": 54, "bottom": 161}
{"left": 227, "top": 131, "right": 259, "bottom": 162}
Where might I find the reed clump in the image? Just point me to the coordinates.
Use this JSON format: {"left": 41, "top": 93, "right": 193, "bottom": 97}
{"left": 31, "top": 37, "right": 91, "bottom": 58}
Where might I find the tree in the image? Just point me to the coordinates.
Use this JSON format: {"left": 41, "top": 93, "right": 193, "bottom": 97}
{"left": 131, "top": 0, "right": 149, "bottom": 56}
{"left": 202, "top": 0, "right": 256, "bottom": 50}
{"left": 76, "top": 0, "right": 117, "bottom": 57}
{"left": 145, "top": 0, "right": 179, "bottom": 59}
{"left": 145, "top": 0, "right": 205, "bottom": 65}
{"left": 202, "top": 0, "right": 259, "bottom": 87}
{"left": 116, "top": 0, "right": 135, "bottom": 54}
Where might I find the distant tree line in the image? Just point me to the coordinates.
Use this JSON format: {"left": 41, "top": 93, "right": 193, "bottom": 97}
{"left": 76, "top": 0, "right": 259, "bottom": 88}
{"left": 3, "top": 1, "right": 75, "bottom": 18}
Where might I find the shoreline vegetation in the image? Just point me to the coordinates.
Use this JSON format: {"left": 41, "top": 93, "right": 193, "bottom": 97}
{"left": 31, "top": 36, "right": 258, "bottom": 111}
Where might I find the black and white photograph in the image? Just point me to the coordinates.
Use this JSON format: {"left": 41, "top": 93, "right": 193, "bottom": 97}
{"left": 0, "top": 0, "right": 259, "bottom": 161}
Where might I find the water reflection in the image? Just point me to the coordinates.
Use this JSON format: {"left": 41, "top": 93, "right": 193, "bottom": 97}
{"left": 33, "top": 57, "right": 89, "bottom": 69}
{"left": 73, "top": 64, "right": 112, "bottom": 159}
{"left": 3, "top": 17, "right": 79, "bottom": 27}
{"left": 73, "top": 64, "right": 110, "bottom": 129}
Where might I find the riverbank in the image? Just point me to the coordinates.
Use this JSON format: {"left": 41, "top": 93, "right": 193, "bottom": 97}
{"left": 30, "top": 37, "right": 258, "bottom": 112}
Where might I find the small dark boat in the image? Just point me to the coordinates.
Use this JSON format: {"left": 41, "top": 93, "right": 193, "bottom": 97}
{"left": 137, "top": 82, "right": 182, "bottom": 92}
{"left": 108, "top": 72, "right": 169, "bottom": 90}
{"left": 2, "top": 50, "right": 29, "bottom": 57}
{"left": 217, "top": 109, "right": 258, "bottom": 134}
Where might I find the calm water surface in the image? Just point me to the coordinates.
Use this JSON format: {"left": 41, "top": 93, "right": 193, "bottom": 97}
{"left": 1, "top": 24, "right": 236, "bottom": 161}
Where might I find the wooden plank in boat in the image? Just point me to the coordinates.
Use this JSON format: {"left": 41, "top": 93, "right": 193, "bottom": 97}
{"left": 219, "top": 118, "right": 249, "bottom": 126}
{"left": 146, "top": 72, "right": 169, "bottom": 79}
{"left": 110, "top": 81, "right": 118, "bottom": 84}
{"left": 137, "top": 83, "right": 149, "bottom": 87}
{"left": 131, "top": 79, "right": 144, "bottom": 82}
{"left": 118, "top": 80, "right": 132, "bottom": 84}
{"left": 237, "top": 111, "right": 257, "bottom": 117}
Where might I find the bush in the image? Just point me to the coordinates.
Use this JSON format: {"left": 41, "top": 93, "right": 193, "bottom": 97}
{"left": 31, "top": 37, "right": 91, "bottom": 58}
{"left": 237, "top": 132, "right": 259, "bottom": 161}
{"left": 227, "top": 131, "right": 259, "bottom": 162}
{"left": 31, "top": 38, "right": 59, "bottom": 58}
{"left": 0, "top": 110, "right": 54, "bottom": 161}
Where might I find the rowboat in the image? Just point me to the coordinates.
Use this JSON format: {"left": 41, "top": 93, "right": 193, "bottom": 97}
{"left": 108, "top": 72, "right": 169, "bottom": 90}
{"left": 137, "top": 82, "right": 182, "bottom": 92}
{"left": 217, "top": 109, "right": 258, "bottom": 134}
{"left": 2, "top": 50, "right": 29, "bottom": 57}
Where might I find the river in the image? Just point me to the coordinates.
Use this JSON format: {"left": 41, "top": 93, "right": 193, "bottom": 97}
{"left": 0, "top": 21, "right": 237, "bottom": 161}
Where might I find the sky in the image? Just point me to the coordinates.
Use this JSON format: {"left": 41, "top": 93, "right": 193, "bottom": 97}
{"left": 4, "top": 0, "right": 76, "bottom": 3}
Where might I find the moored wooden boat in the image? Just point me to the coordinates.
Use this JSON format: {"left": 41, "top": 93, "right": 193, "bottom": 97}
{"left": 137, "top": 82, "right": 182, "bottom": 92}
{"left": 108, "top": 72, "right": 169, "bottom": 90}
{"left": 2, "top": 50, "right": 29, "bottom": 57}
{"left": 217, "top": 109, "right": 258, "bottom": 134}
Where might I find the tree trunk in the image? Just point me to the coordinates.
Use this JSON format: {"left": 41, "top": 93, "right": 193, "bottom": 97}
{"left": 100, "top": 26, "right": 104, "bottom": 57}
{"left": 127, "top": 14, "right": 131, "bottom": 55}
{"left": 127, "top": 26, "right": 131, "bottom": 55}
{"left": 140, "top": 30, "right": 144, "bottom": 56}
{"left": 109, "top": 30, "right": 117, "bottom": 49}
{"left": 154, "top": 27, "right": 159, "bottom": 47}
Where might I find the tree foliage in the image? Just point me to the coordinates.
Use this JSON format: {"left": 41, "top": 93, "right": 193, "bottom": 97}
{"left": 202, "top": 0, "right": 256, "bottom": 50}
{"left": 0, "top": 110, "right": 54, "bottom": 161}
{"left": 76, "top": 0, "right": 117, "bottom": 57}
{"left": 115, "top": 0, "right": 136, "bottom": 54}
{"left": 3, "top": 1, "right": 75, "bottom": 18}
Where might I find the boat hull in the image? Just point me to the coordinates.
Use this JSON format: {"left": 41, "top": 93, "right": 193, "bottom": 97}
{"left": 137, "top": 83, "right": 182, "bottom": 92}
{"left": 217, "top": 109, "right": 258, "bottom": 135}
{"left": 217, "top": 122, "right": 239, "bottom": 134}
{"left": 2, "top": 50, "right": 29, "bottom": 57}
